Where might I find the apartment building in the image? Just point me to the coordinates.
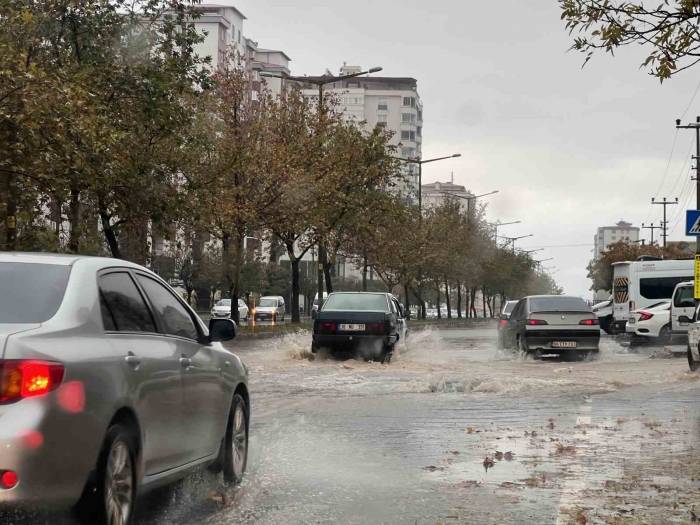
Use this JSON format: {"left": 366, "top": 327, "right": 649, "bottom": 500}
{"left": 593, "top": 220, "right": 640, "bottom": 259}
{"left": 299, "top": 64, "right": 423, "bottom": 202}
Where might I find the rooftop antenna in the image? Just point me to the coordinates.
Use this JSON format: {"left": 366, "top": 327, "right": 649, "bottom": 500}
{"left": 450, "top": 171, "right": 454, "bottom": 184}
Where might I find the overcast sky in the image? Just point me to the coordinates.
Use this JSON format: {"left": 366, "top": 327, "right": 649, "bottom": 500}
{"left": 223, "top": 0, "right": 700, "bottom": 297}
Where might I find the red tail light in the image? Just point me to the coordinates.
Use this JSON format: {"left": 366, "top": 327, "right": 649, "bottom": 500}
{"left": 0, "top": 360, "right": 64, "bottom": 404}
{"left": 0, "top": 470, "right": 18, "bottom": 489}
{"left": 319, "top": 322, "right": 336, "bottom": 334}
{"left": 499, "top": 319, "right": 508, "bottom": 327}
{"left": 638, "top": 312, "right": 653, "bottom": 321}
{"left": 527, "top": 319, "right": 548, "bottom": 326}
{"left": 366, "top": 322, "right": 386, "bottom": 334}
{"left": 579, "top": 318, "right": 600, "bottom": 326}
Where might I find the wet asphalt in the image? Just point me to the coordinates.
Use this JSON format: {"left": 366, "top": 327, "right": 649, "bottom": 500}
{"left": 7, "top": 326, "right": 700, "bottom": 524}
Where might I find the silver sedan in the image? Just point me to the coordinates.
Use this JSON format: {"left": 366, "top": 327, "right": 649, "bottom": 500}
{"left": 0, "top": 253, "right": 250, "bottom": 524}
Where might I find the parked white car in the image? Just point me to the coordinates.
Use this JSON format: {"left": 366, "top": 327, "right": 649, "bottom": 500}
{"left": 683, "top": 306, "right": 700, "bottom": 370}
{"left": 211, "top": 298, "right": 249, "bottom": 321}
{"left": 626, "top": 301, "right": 671, "bottom": 341}
{"left": 592, "top": 298, "right": 613, "bottom": 334}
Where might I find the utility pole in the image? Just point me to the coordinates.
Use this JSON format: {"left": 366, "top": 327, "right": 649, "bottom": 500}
{"left": 651, "top": 197, "right": 678, "bottom": 248}
{"left": 677, "top": 117, "right": 700, "bottom": 284}
{"left": 641, "top": 223, "right": 661, "bottom": 246}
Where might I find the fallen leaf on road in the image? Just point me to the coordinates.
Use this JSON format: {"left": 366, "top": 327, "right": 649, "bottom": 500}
{"left": 423, "top": 465, "right": 445, "bottom": 472}
{"left": 483, "top": 456, "right": 495, "bottom": 471}
{"left": 495, "top": 451, "right": 504, "bottom": 461}
{"left": 504, "top": 451, "right": 514, "bottom": 461}
{"left": 466, "top": 427, "right": 475, "bottom": 434}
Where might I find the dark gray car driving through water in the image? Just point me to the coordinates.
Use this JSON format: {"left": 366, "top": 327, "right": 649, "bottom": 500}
{"left": 500, "top": 295, "right": 600, "bottom": 359}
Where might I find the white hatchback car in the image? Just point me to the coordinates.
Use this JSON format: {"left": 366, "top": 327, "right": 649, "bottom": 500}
{"left": 627, "top": 301, "right": 671, "bottom": 341}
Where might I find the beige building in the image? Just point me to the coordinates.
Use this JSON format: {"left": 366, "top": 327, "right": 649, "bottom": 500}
{"left": 299, "top": 64, "right": 423, "bottom": 202}
{"left": 593, "top": 220, "right": 640, "bottom": 259}
{"left": 421, "top": 181, "right": 473, "bottom": 215}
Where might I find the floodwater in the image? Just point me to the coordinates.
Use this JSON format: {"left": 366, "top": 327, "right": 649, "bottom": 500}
{"left": 8, "top": 327, "right": 700, "bottom": 524}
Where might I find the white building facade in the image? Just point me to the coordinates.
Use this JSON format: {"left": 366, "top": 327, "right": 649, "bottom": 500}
{"left": 421, "top": 181, "right": 473, "bottom": 215}
{"left": 300, "top": 64, "right": 423, "bottom": 202}
{"left": 594, "top": 220, "right": 640, "bottom": 259}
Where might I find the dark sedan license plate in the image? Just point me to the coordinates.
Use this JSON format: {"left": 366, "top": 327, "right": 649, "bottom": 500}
{"left": 340, "top": 323, "right": 365, "bottom": 331}
{"left": 552, "top": 341, "right": 577, "bottom": 348}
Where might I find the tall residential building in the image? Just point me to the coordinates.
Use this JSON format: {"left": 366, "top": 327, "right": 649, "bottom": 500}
{"left": 190, "top": 4, "right": 247, "bottom": 69}
{"left": 421, "top": 181, "right": 474, "bottom": 215}
{"left": 298, "top": 64, "right": 423, "bottom": 202}
{"left": 246, "top": 39, "right": 291, "bottom": 98}
{"left": 594, "top": 220, "right": 640, "bottom": 258}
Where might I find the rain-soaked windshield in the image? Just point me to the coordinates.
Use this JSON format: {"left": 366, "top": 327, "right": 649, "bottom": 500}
{"left": 259, "top": 298, "right": 278, "bottom": 307}
{"left": 216, "top": 299, "right": 231, "bottom": 306}
{"left": 323, "top": 293, "right": 389, "bottom": 311}
{"left": 529, "top": 296, "right": 590, "bottom": 312}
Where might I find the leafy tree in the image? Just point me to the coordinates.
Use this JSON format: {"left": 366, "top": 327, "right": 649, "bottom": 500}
{"left": 587, "top": 240, "right": 691, "bottom": 291}
{"left": 560, "top": 0, "right": 700, "bottom": 80}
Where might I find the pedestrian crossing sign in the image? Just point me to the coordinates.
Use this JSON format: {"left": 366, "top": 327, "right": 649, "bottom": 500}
{"left": 687, "top": 210, "right": 700, "bottom": 236}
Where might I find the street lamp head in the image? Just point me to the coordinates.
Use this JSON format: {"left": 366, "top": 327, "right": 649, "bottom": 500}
{"left": 676, "top": 118, "right": 682, "bottom": 126}
{"left": 452, "top": 153, "right": 462, "bottom": 158}
{"left": 675, "top": 197, "right": 679, "bottom": 202}
{"left": 651, "top": 197, "right": 655, "bottom": 203}
{"left": 368, "top": 67, "right": 383, "bottom": 74}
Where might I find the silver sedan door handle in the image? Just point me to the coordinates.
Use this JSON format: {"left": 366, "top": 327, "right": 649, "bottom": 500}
{"left": 125, "top": 353, "right": 141, "bottom": 367}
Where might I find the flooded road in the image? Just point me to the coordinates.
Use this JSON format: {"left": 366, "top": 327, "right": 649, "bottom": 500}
{"left": 10, "top": 326, "right": 700, "bottom": 524}
{"left": 142, "top": 327, "right": 700, "bottom": 525}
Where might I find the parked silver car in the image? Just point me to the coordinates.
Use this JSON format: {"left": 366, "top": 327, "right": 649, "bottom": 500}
{"left": 0, "top": 253, "right": 249, "bottom": 524}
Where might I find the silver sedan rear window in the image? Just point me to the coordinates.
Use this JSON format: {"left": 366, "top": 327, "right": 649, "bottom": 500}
{"left": 0, "top": 263, "right": 71, "bottom": 323}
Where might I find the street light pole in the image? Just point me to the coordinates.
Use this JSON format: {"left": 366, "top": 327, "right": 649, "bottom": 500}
{"left": 491, "top": 220, "right": 521, "bottom": 245}
{"left": 502, "top": 234, "right": 534, "bottom": 253}
{"left": 262, "top": 66, "right": 383, "bottom": 315}
{"left": 391, "top": 154, "right": 462, "bottom": 213}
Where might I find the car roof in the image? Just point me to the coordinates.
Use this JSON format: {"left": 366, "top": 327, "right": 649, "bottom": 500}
{"left": 525, "top": 295, "right": 583, "bottom": 300}
{"left": 0, "top": 252, "right": 146, "bottom": 270}
{"left": 328, "top": 292, "right": 388, "bottom": 295}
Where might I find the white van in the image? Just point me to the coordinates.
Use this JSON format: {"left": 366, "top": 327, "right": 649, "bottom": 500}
{"left": 612, "top": 259, "right": 694, "bottom": 333}
{"left": 670, "top": 281, "right": 695, "bottom": 334}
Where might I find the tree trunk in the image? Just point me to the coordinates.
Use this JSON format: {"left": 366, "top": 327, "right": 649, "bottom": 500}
{"left": 287, "top": 242, "right": 301, "bottom": 323}
{"left": 323, "top": 258, "right": 333, "bottom": 294}
{"left": 68, "top": 184, "right": 81, "bottom": 253}
{"left": 470, "top": 288, "right": 478, "bottom": 318}
{"left": 445, "top": 279, "right": 452, "bottom": 319}
{"left": 99, "top": 208, "right": 121, "bottom": 259}
{"left": 436, "top": 281, "right": 442, "bottom": 319}
{"left": 456, "top": 281, "right": 463, "bottom": 319}
{"left": 482, "top": 287, "right": 487, "bottom": 318}
{"left": 362, "top": 254, "right": 368, "bottom": 291}
{"left": 4, "top": 173, "right": 17, "bottom": 250}
{"left": 404, "top": 282, "right": 410, "bottom": 319}
{"left": 231, "top": 230, "right": 245, "bottom": 323}
{"left": 290, "top": 257, "right": 301, "bottom": 323}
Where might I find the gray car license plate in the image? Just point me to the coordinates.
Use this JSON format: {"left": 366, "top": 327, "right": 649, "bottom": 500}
{"left": 340, "top": 323, "right": 365, "bottom": 331}
{"left": 552, "top": 341, "right": 577, "bottom": 348}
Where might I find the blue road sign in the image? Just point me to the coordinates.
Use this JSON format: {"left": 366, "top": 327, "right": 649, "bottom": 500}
{"left": 687, "top": 210, "right": 700, "bottom": 236}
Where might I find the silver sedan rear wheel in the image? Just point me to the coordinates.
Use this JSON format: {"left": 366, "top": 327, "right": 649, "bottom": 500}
{"left": 224, "top": 394, "right": 248, "bottom": 484}
{"left": 105, "top": 440, "right": 134, "bottom": 525}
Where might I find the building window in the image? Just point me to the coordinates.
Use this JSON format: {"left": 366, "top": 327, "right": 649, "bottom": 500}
{"left": 400, "top": 130, "right": 416, "bottom": 141}
{"left": 402, "top": 96, "right": 415, "bottom": 107}
{"left": 401, "top": 147, "right": 416, "bottom": 157}
{"left": 401, "top": 113, "right": 416, "bottom": 123}
{"left": 378, "top": 98, "right": 388, "bottom": 111}
{"left": 377, "top": 113, "right": 388, "bottom": 125}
